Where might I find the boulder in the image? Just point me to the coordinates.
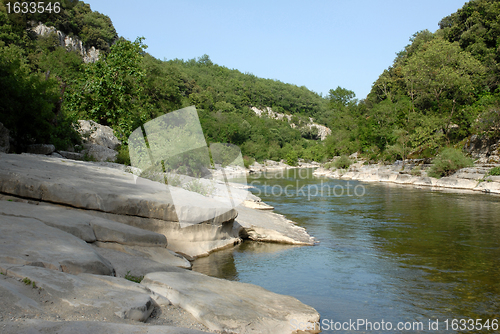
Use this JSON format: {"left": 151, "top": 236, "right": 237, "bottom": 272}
{"left": 26, "top": 144, "right": 55, "bottom": 155}
{"left": 77, "top": 120, "right": 121, "bottom": 150}
{"left": 0, "top": 215, "right": 114, "bottom": 276}
{"left": 0, "top": 122, "right": 10, "bottom": 153}
{"left": 58, "top": 150, "right": 85, "bottom": 160}
{"left": 142, "top": 270, "right": 320, "bottom": 334}
{"left": 81, "top": 143, "right": 118, "bottom": 162}
{"left": 233, "top": 205, "right": 316, "bottom": 245}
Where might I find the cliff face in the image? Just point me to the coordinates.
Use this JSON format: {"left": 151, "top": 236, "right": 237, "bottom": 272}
{"left": 250, "top": 106, "right": 332, "bottom": 140}
{"left": 32, "top": 22, "right": 101, "bottom": 63}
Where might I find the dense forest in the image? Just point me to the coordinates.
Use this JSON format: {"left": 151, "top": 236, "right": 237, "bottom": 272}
{"left": 1, "top": 0, "right": 499, "bottom": 165}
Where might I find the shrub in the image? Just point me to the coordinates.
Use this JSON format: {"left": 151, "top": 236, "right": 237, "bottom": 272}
{"left": 285, "top": 150, "right": 298, "bottom": 166}
{"left": 115, "top": 144, "right": 131, "bottom": 166}
{"left": 410, "top": 166, "right": 422, "bottom": 176}
{"left": 323, "top": 161, "right": 336, "bottom": 170}
{"left": 334, "top": 155, "right": 352, "bottom": 169}
{"left": 428, "top": 148, "right": 473, "bottom": 178}
{"left": 489, "top": 166, "right": 500, "bottom": 176}
{"left": 243, "top": 156, "right": 255, "bottom": 169}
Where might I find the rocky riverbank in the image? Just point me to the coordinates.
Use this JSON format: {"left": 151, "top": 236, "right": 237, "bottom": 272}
{"left": 0, "top": 153, "right": 319, "bottom": 334}
{"left": 313, "top": 159, "right": 500, "bottom": 195}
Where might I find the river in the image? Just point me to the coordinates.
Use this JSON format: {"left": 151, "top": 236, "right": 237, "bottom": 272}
{"left": 193, "top": 168, "right": 500, "bottom": 333}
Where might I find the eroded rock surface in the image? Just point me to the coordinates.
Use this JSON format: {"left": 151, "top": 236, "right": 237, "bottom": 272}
{"left": 1, "top": 265, "right": 160, "bottom": 322}
{"left": 0, "top": 153, "right": 237, "bottom": 225}
{"left": 234, "top": 205, "right": 316, "bottom": 245}
{"left": 0, "top": 216, "right": 114, "bottom": 275}
{"left": 142, "top": 270, "right": 320, "bottom": 334}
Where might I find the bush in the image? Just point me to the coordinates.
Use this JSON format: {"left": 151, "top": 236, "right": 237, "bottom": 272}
{"left": 243, "top": 156, "right": 255, "bottom": 169}
{"left": 115, "top": 144, "right": 131, "bottom": 166}
{"left": 285, "top": 150, "right": 298, "bottom": 166}
{"left": 489, "top": 166, "right": 500, "bottom": 176}
{"left": 323, "top": 161, "right": 336, "bottom": 170}
{"left": 334, "top": 155, "right": 352, "bottom": 169}
{"left": 410, "top": 166, "right": 422, "bottom": 176}
{"left": 428, "top": 147, "right": 473, "bottom": 178}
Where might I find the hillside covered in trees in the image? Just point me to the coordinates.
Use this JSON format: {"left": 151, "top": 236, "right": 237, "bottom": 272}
{"left": 1, "top": 0, "right": 499, "bottom": 165}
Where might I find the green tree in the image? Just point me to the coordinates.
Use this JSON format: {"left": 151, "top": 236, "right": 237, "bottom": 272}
{"left": 328, "top": 86, "right": 356, "bottom": 108}
{"left": 402, "top": 38, "right": 485, "bottom": 142}
{"left": 65, "top": 37, "right": 147, "bottom": 141}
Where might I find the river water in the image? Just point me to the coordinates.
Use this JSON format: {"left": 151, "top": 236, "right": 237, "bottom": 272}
{"left": 193, "top": 168, "right": 500, "bottom": 333}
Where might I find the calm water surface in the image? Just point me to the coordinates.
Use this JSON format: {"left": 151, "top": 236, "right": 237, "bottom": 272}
{"left": 193, "top": 169, "right": 500, "bottom": 333}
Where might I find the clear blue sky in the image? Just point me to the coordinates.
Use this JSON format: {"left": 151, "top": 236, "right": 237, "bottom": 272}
{"left": 85, "top": 0, "right": 468, "bottom": 100}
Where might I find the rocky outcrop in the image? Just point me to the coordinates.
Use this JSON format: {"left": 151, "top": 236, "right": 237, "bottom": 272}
{"left": 32, "top": 23, "right": 100, "bottom": 63}
{"left": 142, "top": 271, "right": 320, "bottom": 334}
{"left": 464, "top": 134, "right": 500, "bottom": 163}
{"left": 250, "top": 106, "right": 331, "bottom": 140}
{"left": 0, "top": 122, "right": 10, "bottom": 153}
{"left": 0, "top": 154, "right": 239, "bottom": 258}
{"left": 76, "top": 120, "right": 122, "bottom": 162}
{"left": 0, "top": 152, "right": 320, "bottom": 333}
{"left": 234, "top": 206, "right": 316, "bottom": 245}
{"left": 77, "top": 120, "right": 121, "bottom": 150}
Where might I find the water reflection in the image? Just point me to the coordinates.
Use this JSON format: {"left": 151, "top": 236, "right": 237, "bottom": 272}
{"left": 192, "top": 241, "right": 300, "bottom": 280}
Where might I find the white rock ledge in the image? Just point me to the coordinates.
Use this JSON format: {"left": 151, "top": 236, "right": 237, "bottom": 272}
{"left": 313, "top": 164, "right": 500, "bottom": 195}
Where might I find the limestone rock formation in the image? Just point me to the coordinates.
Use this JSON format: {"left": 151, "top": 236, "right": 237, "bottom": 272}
{"left": 32, "top": 23, "right": 100, "bottom": 63}
{"left": 2, "top": 265, "right": 159, "bottom": 322}
{"left": 464, "top": 134, "right": 500, "bottom": 163}
{"left": 250, "top": 106, "right": 332, "bottom": 140}
{"left": 77, "top": 120, "right": 121, "bottom": 150}
{"left": 0, "top": 216, "right": 114, "bottom": 275}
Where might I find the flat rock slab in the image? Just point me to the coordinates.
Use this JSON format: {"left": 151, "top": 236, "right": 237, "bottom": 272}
{"left": 0, "top": 199, "right": 96, "bottom": 242}
{"left": 0, "top": 276, "right": 41, "bottom": 312}
{"left": 92, "top": 242, "right": 191, "bottom": 279}
{"left": 0, "top": 215, "right": 114, "bottom": 275}
{"left": 1, "top": 320, "right": 211, "bottom": 334}
{"left": 3, "top": 265, "right": 161, "bottom": 322}
{"left": 234, "top": 205, "right": 316, "bottom": 245}
{"left": 142, "top": 271, "right": 320, "bottom": 334}
{"left": 0, "top": 153, "right": 237, "bottom": 224}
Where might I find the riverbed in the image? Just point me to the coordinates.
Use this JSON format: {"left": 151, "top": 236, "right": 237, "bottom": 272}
{"left": 193, "top": 168, "right": 500, "bottom": 333}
